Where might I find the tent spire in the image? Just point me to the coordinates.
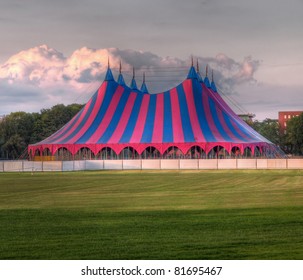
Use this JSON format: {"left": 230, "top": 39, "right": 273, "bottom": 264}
{"left": 204, "top": 64, "right": 211, "bottom": 88}
{"left": 104, "top": 56, "right": 114, "bottom": 81}
{"left": 196, "top": 59, "right": 203, "bottom": 83}
{"left": 130, "top": 67, "right": 138, "bottom": 90}
{"left": 117, "top": 61, "right": 126, "bottom": 85}
{"left": 187, "top": 56, "right": 198, "bottom": 79}
{"left": 140, "top": 72, "right": 149, "bottom": 93}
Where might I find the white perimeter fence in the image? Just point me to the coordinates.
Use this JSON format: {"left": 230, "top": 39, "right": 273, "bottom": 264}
{"left": 0, "top": 159, "right": 303, "bottom": 172}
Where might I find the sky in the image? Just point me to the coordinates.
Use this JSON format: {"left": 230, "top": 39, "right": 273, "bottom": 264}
{"left": 0, "top": 0, "right": 303, "bottom": 120}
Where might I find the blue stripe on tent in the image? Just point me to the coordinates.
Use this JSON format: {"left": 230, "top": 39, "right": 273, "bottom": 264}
{"left": 119, "top": 93, "right": 144, "bottom": 143}
{"left": 177, "top": 84, "right": 195, "bottom": 142}
{"left": 163, "top": 91, "right": 173, "bottom": 142}
{"left": 208, "top": 97, "right": 233, "bottom": 142}
{"left": 97, "top": 88, "right": 130, "bottom": 143}
{"left": 58, "top": 91, "right": 99, "bottom": 143}
{"left": 141, "top": 94, "right": 156, "bottom": 143}
{"left": 46, "top": 103, "right": 87, "bottom": 143}
{"left": 221, "top": 111, "right": 250, "bottom": 141}
{"left": 75, "top": 82, "right": 119, "bottom": 143}
{"left": 233, "top": 117, "right": 268, "bottom": 142}
{"left": 192, "top": 80, "right": 216, "bottom": 142}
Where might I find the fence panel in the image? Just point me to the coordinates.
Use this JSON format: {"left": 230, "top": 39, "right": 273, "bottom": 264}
{"left": 160, "top": 159, "right": 179, "bottom": 170}
{"left": 86, "top": 160, "right": 104, "bottom": 170}
{"left": 288, "top": 159, "right": 303, "bottom": 169}
{"left": 180, "top": 159, "right": 198, "bottom": 169}
{"left": 218, "top": 159, "right": 237, "bottom": 169}
{"left": 42, "top": 161, "right": 62, "bottom": 171}
{"left": 23, "top": 161, "right": 43, "bottom": 172}
{"left": 142, "top": 159, "right": 161, "bottom": 170}
{"left": 122, "top": 160, "right": 141, "bottom": 170}
{"left": 0, "top": 159, "right": 302, "bottom": 172}
{"left": 198, "top": 159, "right": 218, "bottom": 169}
{"left": 3, "top": 161, "right": 23, "bottom": 172}
{"left": 104, "top": 160, "right": 123, "bottom": 170}
{"left": 237, "top": 159, "right": 257, "bottom": 169}
{"left": 267, "top": 159, "right": 287, "bottom": 169}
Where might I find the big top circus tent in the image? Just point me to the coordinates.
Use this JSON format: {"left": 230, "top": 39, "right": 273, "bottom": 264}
{"left": 28, "top": 62, "right": 284, "bottom": 161}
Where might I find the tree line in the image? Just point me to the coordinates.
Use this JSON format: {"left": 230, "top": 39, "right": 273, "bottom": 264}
{"left": 248, "top": 115, "right": 303, "bottom": 156}
{"left": 0, "top": 104, "right": 83, "bottom": 159}
{"left": 0, "top": 104, "right": 302, "bottom": 159}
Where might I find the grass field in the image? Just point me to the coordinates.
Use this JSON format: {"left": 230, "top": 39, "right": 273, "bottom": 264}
{"left": 0, "top": 170, "right": 302, "bottom": 259}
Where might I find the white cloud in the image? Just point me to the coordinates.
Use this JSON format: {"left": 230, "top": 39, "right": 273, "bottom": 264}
{"left": 1, "top": 44, "right": 301, "bottom": 120}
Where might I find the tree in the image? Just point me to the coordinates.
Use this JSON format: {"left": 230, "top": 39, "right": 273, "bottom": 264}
{"left": 0, "top": 112, "right": 36, "bottom": 159}
{"left": 30, "top": 103, "right": 83, "bottom": 143}
{"left": 0, "top": 104, "right": 83, "bottom": 159}
{"left": 286, "top": 113, "right": 303, "bottom": 155}
{"left": 250, "top": 118, "right": 281, "bottom": 145}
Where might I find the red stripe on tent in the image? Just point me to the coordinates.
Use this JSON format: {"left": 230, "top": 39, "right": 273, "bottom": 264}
{"left": 215, "top": 106, "right": 241, "bottom": 142}
{"left": 108, "top": 92, "right": 137, "bottom": 143}
{"left": 42, "top": 110, "right": 80, "bottom": 143}
{"left": 129, "top": 94, "right": 150, "bottom": 143}
{"left": 61, "top": 82, "right": 108, "bottom": 144}
{"left": 51, "top": 99, "right": 93, "bottom": 144}
{"left": 170, "top": 87, "right": 184, "bottom": 143}
{"left": 182, "top": 80, "right": 206, "bottom": 142}
{"left": 202, "top": 86, "right": 223, "bottom": 141}
{"left": 205, "top": 86, "right": 252, "bottom": 142}
{"left": 151, "top": 93, "right": 164, "bottom": 143}
{"left": 88, "top": 85, "right": 124, "bottom": 143}
{"left": 214, "top": 92, "right": 265, "bottom": 142}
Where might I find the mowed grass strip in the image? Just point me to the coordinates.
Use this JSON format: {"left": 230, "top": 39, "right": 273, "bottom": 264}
{"left": 0, "top": 170, "right": 302, "bottom": 259}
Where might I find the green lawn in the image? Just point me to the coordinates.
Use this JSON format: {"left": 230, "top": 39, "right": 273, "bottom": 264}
{"left": 0, "top": 170, "right": 302, "bottom": 259}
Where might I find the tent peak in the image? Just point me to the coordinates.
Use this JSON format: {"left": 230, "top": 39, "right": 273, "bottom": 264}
{"left": 140, "top": 72, "right": 149, "bottom": 93}
{"left": 104, "top": 61, "right": 114, "bottom": 81}
{"left": 130, "top": 67, "right": 138, "bottom": 90}
{"left": 187, "top": 65, "right": 198, "bottom": 79}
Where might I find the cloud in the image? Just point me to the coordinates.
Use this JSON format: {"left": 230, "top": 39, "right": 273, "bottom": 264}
{"left": 196, "top": 54, "right": 260, "bottom": 95}
{"left": 0, "top": 44, "right": 268, "bottom": 116}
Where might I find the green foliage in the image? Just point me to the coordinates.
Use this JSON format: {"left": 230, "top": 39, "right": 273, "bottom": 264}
{"left": 250, "top": 118, "right": 281, "bottom": 145}
{"left": 0, "top": 170, "right": 303, "bottom": 259}
{"left": 286, "top": 113, "right": 303, "bottom": 155}
{"left": 0, "top": 104, "right": 83, "bottom": 159}
{"left": 0, "top": 112, "right": 37, "bottom": 159}
{"left": 249, "top": 116, "right": 303, "bottom": 155}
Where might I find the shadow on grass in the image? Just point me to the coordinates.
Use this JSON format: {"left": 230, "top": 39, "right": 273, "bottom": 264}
{"left": 1, "top": 207, "right": 303, "bottom": 260}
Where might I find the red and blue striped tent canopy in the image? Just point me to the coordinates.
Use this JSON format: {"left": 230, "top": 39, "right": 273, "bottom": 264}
{"left": 28, "top": 65, "right": 283, "bottom": 158}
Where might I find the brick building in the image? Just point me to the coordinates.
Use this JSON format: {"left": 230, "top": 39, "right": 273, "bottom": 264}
{"left": 278, "top": 111, "right": 302, "bottom": 135}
